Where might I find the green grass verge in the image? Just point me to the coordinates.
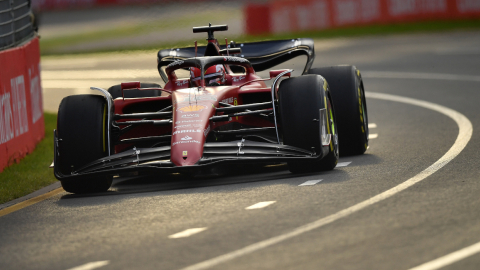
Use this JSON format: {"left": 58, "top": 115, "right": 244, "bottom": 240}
{"left": 0, "top": 113, "right": 57, "bottom": 205}
{"left": 39, "top": 9, "right": 241, "bottom": 55}
{"left": 40, "top": 18, "right": 480, "bottom": 56}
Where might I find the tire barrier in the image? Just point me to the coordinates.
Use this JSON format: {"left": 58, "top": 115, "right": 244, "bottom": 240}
{"left": 245, "top": 0, "right": 480, "bottom": 35}
{"left": 0, "top": 0, "right": 35, "bottom": 50}
{"left": 0, "top": 37, "right": 44, "bottom": 172}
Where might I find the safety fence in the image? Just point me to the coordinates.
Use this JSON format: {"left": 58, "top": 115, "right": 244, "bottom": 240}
{"left": 0, "top": 36, "right": 43, "bottom": 172}
{"left": 245, "top": 0, "right": 480, "bottom": 35}
{"left": 0, "top": 0, "right": 35, "bottom": 50}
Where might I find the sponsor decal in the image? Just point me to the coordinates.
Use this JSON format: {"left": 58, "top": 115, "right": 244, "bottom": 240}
{"left": 176, "top": 80, "right": 189, "bottom": 87}
{"left": 173, "top": 139, "right": 201, "bottom": 146}
{"left": 204, "top": 125, "right": 210, "bottom": 137}
{"left": 221, "top": 97, "right": 234, "bottom": 104}
{"left": 232, "top": 76, "right": 245, "bottom": 82}
{"left": 174, "top": 124, "right": 191, "bottom": 129}
{"left": 178, "top": 94, "right": 217, "bottom": 103}
{"left": 10, "top": 75, "right": 29, "bottom": 137}
{"left": 0, "top": 92, "right": 15, "bottom": 144}
{"left": 224, "top": 56, "right": 248, "bottom": 63}
{"left": 167, "top": 60, "right": 184, "bottom": 67}
{"left": 176, "top": 120, "right": 202, "bottom": 124}
{"left": 178, "top": 105, "right": 207, "bottom": 113}
{"left": 181, "top": 114, "right": 199, "bottom": 118}
{"left": 0, "top": 75, "right": 30, "bottom": 144}
{"left": 183, "top": 151, "right": 188, "bottom": 156}
{"left": 29, "top": 65, "right": 42, "bottom": 124}
{"left": 174, "top": 123, "right": 201, "bottom": 129}
{"left": 173, "top": 129, "right": 202, "bottom": 135}
{"left": 181, "top": 135, "right": 192, "bottom": 141}
{"left": 176, "top": 87, "right": 198, "bottom": 94}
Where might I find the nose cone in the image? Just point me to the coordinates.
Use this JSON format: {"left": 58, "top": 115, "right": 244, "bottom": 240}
{"left": 171, "top": 91, "right": 216, "bottom": 166}
{"left": 171, "top": 123, "right": 207, "bottom": 166}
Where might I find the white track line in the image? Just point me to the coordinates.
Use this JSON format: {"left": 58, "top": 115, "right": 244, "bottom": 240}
{"left": 369, "top": 134, "right": 379, "bottom": 139}
{"left": 363, "top": 71, "right": 480, "bottom": 82}
{"left": 180, "top": 92, "right": 472, "bottom": 270}
{"left": 169, "top": 228, "right": 207, "bottom": 239}
{"left": 408, "top": 241, "right": 480, "bottom": 270}
{"left": 368, "top": 123, "right": 377, "bottom": 128}
{"left": 67, "top": 261, "right": 110, "bottom": 270}
{"left": 299, "top": 180, "right": 322, "bottom": 186}
{"left": 336, "top": 162, "right": 352, "bottom": 167}
{"left": 245, "top": 201, "right": 276, "bottom": 210}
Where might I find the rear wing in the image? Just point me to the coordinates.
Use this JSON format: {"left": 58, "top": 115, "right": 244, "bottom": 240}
{"left": 157, "top": 38, "right": 315, "bottom": 83}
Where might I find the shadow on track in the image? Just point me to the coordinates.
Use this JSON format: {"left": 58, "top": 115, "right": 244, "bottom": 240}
{"left": 57, "top": 155, "right": 380, "bottom": 201}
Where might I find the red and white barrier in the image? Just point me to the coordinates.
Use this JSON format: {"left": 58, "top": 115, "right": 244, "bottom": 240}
{"left": 0, "top": 37, "right": 44, "bottom": 172}
{"left": 245, "top": 0, "right": 480, "bottom": 35}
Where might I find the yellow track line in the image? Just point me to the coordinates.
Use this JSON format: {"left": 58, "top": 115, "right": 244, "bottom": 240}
{"left": 0, "top": 188, "right": 64, "bottom": 217}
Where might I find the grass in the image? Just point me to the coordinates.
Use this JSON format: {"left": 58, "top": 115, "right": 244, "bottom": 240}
{"left": 39, "top": 8, "right": 241, "bottom": 55}
{"left": 40, "top": 18, "right": 480, "bottom": 56}
{"left": 0, "top": 113, "right": 57, "bottom": 205}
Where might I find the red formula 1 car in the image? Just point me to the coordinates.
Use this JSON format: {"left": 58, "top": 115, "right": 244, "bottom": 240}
{"left": 53, "top": 24, "right": 369, "bottom": 194}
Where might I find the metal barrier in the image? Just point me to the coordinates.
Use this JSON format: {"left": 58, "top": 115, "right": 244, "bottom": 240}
{"left": 0, "top": 0, "right": 34, "bottom": 51}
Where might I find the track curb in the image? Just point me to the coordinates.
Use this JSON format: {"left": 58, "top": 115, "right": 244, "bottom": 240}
{"left": 0, "top": 181, "right": 62, "bottom": 211}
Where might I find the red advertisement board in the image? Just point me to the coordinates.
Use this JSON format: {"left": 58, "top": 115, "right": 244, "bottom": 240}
{"left": 0, "top": 37, "right": 44, "bottom": 171}
{"left": 246, "top": 0, "right": 480, "bottom": 35}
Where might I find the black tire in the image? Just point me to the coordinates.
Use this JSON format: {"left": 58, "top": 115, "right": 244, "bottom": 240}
{"left": 57, "top": 95, "right": 112, "bottom": 193}
{"left": 309, "top": 65, "right": 368, "bottom": 156}
{"left": 108, "top": 82, "right": 162, "bottom": 99}
{"left": 278, "top": 75, "right": 339, "bottom": 173}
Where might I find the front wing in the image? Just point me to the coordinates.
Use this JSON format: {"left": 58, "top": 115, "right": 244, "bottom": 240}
{"left": 54, "top": 136, "right": 331, "bottom": 182}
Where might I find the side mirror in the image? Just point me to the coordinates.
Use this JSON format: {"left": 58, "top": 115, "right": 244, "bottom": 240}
{"left": 120, "top": 81, "right": 141, "bottom": 100}
{"left": 121, "top": 81, "right": 141, "bottom": 90}
{"left": 270, "top": 69, "right": 291, "bottom": 79}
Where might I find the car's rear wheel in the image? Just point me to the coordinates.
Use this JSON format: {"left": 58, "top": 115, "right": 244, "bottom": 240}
{"left": 278, "top": 75, "right": 339, "bottom": 173}
{"left": 108, "top": 82, "right": 162, "bottom": 99}
{"left": 309, "top": 65, "right": 368, "bottom": 156}
{"left": 57, "top": 95, "right": 112, "bottom": 193}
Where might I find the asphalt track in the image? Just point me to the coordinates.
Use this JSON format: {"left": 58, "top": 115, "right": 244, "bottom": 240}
{"left": 2, "top": 31, "right": 480, "bottom": 270}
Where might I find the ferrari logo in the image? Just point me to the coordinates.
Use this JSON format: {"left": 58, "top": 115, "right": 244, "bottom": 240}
{"left": 183, "top": 151, "right": 188, "bottom": 156}
{"left": 234, "top": 98, "right": 238, "bottom": 120}
{"left": 178, "top": 105, "right": 206, "bottom": 112}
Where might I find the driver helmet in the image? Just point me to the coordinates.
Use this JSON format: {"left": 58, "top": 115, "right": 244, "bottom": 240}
{"left": 190, "top": 64, "right": 226, "bottom": 87}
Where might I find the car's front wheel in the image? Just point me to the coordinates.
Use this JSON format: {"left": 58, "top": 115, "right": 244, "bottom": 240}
{"left": 56, "top": 95, "right": 112, "bottom": 194}
{"left": 278, "top": 75, "right": 339, "bottom": 173}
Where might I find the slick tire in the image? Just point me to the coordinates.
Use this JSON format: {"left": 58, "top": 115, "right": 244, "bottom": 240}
{"left": 309, "top": 65, "right": 368, "bottom": 156}
{"left": 108, "top": 82, "right": 162, "bottom": 99}
{"left": 57, "top": 95, "right": 112, "bottom": 194}
{"left": 278, "top": 75, "right": 339, "bottom": 173}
